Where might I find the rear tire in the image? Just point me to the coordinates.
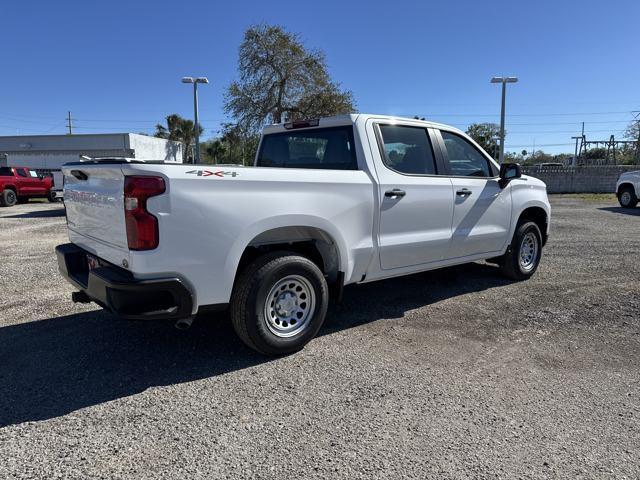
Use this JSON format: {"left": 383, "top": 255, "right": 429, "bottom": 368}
{"left": 618, "top": 186, "right": 638, "bottom": 208}
{"left": 230, "top": 251, "right": 329, "bottom": 355}
{"left": 0, "top": 189, "right": 17, "bottom": 207}
{"left": 500, "top": 221, "right": 543, "bottom": 280}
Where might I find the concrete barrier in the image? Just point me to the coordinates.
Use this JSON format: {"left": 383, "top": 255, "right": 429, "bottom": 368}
{"left": 521, "top": 165, "right": 639, "bottom": 193}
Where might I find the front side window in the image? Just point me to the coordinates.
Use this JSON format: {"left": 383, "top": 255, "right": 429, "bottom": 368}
{"left": 29, "top": 170, "right": 39, "bottom": 178}
{"left": 257, "top": 126, "right": 357, "bottom": 170}
{"left": 378, "top": 125, "right": 437, "bottom": 175}
{"left": 441, "top": 131, "right": 494, "bottom": 177}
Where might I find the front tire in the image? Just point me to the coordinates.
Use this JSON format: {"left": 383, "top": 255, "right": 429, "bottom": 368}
{"left": 618, "top": 186, "right": 638, "bottom": 208}
{"left": 48, "top": 190, "right": 59, "bottom": 203}
{"left": 0, "top": 189, "right": 17, "bottom": 207}
{"left": 230, "top": 251, "right": 329, "bottom": 355}
{"left": 500, "top": 221, "right": 543, "bottom": 280}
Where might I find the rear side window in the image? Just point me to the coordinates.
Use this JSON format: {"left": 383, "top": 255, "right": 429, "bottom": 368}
{"left": 441, "top": 131, "right": 494, "bottom": 177}
{"left": 378, "top": 125, "right": 437, "bottom": 175}
{"left": 16, "top": 168, "right": 28, "bottom": 178}
{"left": 257, "top": 126, "right": 357, "bottom": 170}
{"left": 0, "top": 167, "right": 12, "bottom": 176}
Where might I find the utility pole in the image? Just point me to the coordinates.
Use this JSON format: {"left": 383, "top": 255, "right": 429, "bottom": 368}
{"left": 532, "top": 138, "right": 536, "bottom": 162}
{"left": 571, "top": 122, "right": 585, "bottom": 166}
{"left": 490, "top": 76, "right": 518, "bottom": 164}
{"left": 66, "top": 111, "right": 73, "bottom": 135}
{"left": 634, "top": 112, "right": 640, "bottom": 165}
{"left": 571, "top": 136, "right": 581, "bottom": 166}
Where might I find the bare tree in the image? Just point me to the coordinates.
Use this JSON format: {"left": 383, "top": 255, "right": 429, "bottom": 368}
{"left": 224, "top": 24, "right": 355, "bottom": 133}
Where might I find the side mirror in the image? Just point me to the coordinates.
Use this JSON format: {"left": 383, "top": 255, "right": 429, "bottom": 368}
{"left": 499, "top": 162, "right": 521, "bottom": 188}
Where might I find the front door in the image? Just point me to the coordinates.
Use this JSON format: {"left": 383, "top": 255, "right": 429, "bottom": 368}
{"left": 14, "top": 168, "right": 36, "bottom": 195}
{"left": 370, "top": 121, "right": 454, "bottom": 270}
{"left": 437, "top": 130, "right": 512, "bottom": 259}
{"left": 26, "top": 169, "right": 47, "bottom": 195}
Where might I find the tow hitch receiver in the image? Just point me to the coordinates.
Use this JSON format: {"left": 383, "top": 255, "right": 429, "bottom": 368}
{"left": 72, "top": 291, "right": 92, "bottom": 304}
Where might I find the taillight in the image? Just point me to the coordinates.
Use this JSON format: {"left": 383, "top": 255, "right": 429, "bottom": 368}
{"left": 124, "top": 176, "right": 165, "bottom": 250}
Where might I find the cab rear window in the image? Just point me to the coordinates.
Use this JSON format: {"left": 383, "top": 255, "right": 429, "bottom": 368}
{"left": 0, "top": 167, "right": 13, "bottom": 176}
{"left": 257, "top": 126, "right": 357, "bottom": 170}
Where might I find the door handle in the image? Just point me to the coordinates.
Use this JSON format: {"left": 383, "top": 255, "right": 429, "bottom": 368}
{"left": 456, "top": 188, "right": 472, "bottom": 197}
{"left": 385, "top": 189, "right": 406, "bottom": 198}
{"left": 70, "top": 170, "right": 88, "bottom": 181}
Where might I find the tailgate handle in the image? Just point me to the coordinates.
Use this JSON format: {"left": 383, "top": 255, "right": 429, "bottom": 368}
{"left": 70, "top": 170, "right": 88, "bottom": 181}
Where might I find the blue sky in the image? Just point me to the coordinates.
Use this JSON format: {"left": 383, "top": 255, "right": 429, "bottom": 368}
{"left": 1, "top": 0, "right": 638, "bottom": 154}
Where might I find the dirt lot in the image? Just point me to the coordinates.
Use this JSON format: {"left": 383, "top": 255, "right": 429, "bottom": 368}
{"left": 0, "top": 196, "right": 638, "bottom": 479}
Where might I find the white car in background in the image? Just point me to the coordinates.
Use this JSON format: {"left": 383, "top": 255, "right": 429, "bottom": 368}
{"left": 616, "top": 170, "right": 640, "bottom": 208}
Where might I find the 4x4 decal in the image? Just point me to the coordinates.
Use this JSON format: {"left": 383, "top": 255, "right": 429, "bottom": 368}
{"left": 186, "top": 170, "right": 239, "bottom": 178}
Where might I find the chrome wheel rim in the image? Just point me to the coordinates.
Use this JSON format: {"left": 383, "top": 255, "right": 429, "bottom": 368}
{"left": 620, "top": 191, "right": 631, "bottom": 206}
{"left": 519, "top": 232, "right": 539, "bottom": 272}
{"left": 264, "top": 275, "right": 316, "bottom": 338}
{"left": 7, "top": 191, "right": 16, "bottom": 204}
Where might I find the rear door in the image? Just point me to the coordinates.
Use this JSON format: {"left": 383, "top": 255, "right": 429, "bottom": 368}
{"left": 63, "top": 164, "right": 130, "bottom": 266}
{"left": 368, "top": 121, "right": 454, "bottom": 270}
{"left": 436, "top": 129, "right": 511, "bottom": 259}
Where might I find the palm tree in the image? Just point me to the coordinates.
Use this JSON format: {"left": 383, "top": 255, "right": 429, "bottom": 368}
{"left": 204, "top": 140, "right": 227, "bottom": 164}
{"left": 155, "top": 114, "right": 204, "bottom": 163}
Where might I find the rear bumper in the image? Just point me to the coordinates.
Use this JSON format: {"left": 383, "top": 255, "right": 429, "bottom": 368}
{"left": 55, "top": 243, "right": 194, "bottom": 320}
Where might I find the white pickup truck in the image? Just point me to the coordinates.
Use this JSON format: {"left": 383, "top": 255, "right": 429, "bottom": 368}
{"left": 56, "top": 114, "right": 550, "bottom": 355}
{"left": 616, "top": 170, "right": 639, "bottom": 208}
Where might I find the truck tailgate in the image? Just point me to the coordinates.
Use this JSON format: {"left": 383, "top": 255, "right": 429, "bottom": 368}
{"left": 62, "top": 164, "right": 130, "bottom": 266}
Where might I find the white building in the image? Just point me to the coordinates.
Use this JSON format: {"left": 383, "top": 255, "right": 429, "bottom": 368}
{"left": 0, "top": 133, "right": 183, "bottom": 171}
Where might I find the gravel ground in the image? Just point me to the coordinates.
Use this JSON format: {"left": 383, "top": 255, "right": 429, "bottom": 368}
{"left": 0, "top": 196, "right": 639, "bottom": 479}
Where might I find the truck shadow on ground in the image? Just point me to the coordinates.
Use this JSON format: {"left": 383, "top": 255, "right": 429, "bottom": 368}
{"left": 1, "top": 207, "right": 66, "bottom": 219}
{"left": 598, "top": 206, "right": 640, "bottom": 217}
{"left": 0, "top": 263, "right": 511, "bottom": 427}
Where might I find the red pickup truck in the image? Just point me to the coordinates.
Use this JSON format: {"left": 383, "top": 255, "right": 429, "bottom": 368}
{"left": 0, "top": 166, "right": 56, "bottom": 207}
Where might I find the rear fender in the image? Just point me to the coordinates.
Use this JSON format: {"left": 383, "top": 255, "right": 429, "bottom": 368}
{"left": 224, "top": 215, "right": 350, "bottom": 290}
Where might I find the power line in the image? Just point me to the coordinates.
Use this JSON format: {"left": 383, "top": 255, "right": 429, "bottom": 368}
{"left": 449, "top": 119, "right": 633, "bottom": 127}
{"left": 507, "top": 128, "right": 627, "bottom": 134}
{"left": 2, "top": 109, "right": 637, "bottom": 121}
{"left": 505, "top": 142, "right": 575, "bottom": 148}
{"left": 73, "top": 117, "right": 230, "bottom": 123}
{"left": 0, "top": 114, "right": 66, "bottom": 126}
{"left": 419, "top": 110, "right": 634, "bottom": 118}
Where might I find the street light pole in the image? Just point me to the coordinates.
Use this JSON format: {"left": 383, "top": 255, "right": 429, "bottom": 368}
{"left": 181, "top": 76, "right": 209, "bottom": 164}
{"left": 491, "top": 76, "right": 518, "bottom": 164}
{"left": 192, "top": 81, "right": 200, "bottom": 164}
